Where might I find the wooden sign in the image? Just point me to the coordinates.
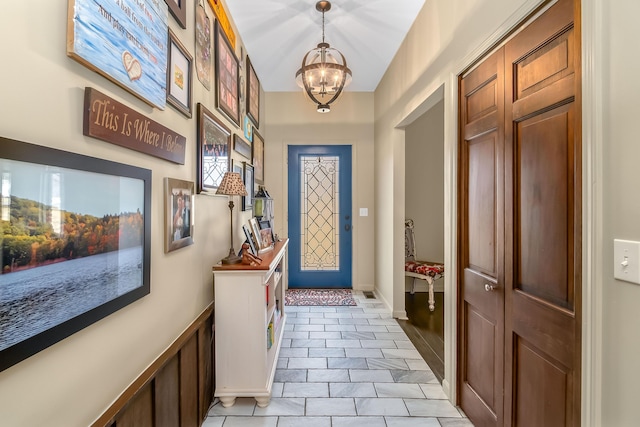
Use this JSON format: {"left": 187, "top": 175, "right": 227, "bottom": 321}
{"left": 83, "top": 87, "right": 186, "bottom": 164}
{"left": 207, "top": 0, "right": 236, "bottom": 49}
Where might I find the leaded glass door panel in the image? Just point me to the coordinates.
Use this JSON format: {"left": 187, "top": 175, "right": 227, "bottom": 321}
{"left": 288, "top": 145, "right": 352, "bottom": 288}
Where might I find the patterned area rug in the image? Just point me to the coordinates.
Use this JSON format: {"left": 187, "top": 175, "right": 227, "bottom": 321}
{"left": 285, "top": 289, "right": 357, "bottom": 306}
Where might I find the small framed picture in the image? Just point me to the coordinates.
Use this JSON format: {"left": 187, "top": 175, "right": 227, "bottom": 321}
{"left": 258, "top": 219, "right": 275, "bottom": 249}
{"left": 253, "top": 130, "right": 264, "bottom": 184}
{"left": 215, "top": 20, "right": 240, "bottom": 126}
{"left": 197, "top": 103, "right": 231, "bottom": 193}
{"left": 167, "top": 29, "right": 193, "bottom": 118}
{"left": 242, "top": 224, "right": 257, "bottom": 255}
{"left": 165, "top": 178, "right": 194, "bottom": 253}
{"left": 195, "top": 3, "right": 211, "bottom": 90}
{"left": 243, "top": 162, "right": 254, "bottom": 211}
{"left": 233, "top": 134, "right": 252, "bottom": 160}
{"left": 246, "top": 55, "right": 260, "bottom": 128}
{"left": 249, "top": 217, "right": 263, "bottom": 251}
{"left": 165, "top": 0, "right": 187, "bottom": 29}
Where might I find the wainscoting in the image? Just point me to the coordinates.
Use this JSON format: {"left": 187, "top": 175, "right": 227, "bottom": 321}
{"left": 92, "top": 304, "right": 214, "bottom": 427}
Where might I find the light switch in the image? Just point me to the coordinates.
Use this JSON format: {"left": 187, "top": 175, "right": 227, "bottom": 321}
{"left": 359, "top": 208, "right": 368, "bottom": 217}
{"left": 614, "top": 239, "right": 640, "bottom": 285}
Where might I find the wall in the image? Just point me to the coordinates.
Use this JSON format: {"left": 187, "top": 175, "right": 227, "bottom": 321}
{"left": 374, "top": 0, "right": 532, "bottom": 319}
{"left": 0, "top": 2, "right": 258, "bottom": 426}
{"left": 405, "top": 99, "right": 445, "bottom": 264}
{"left": 264, "top": 92, "right": 375, "bottom": 290}
{"left": 601, "top": 0, "right": 640, "bottom": 425}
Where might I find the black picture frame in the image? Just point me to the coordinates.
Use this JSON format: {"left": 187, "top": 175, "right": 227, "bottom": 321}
{"left": 214, "top": 20, "right": 240, "bottom": 126}
{"left": 167, "top": 29, "right": 193, "bottom": 118}
{"left": 243, "top": 162, "right": 254, "bottom": 211}
{"left": 197, "top": 103, "right": 231, "bottom": 193}
{"left": 165, "top": 0, "right": 187, "bottom": 29}
{"left": 0, "top": 136, "right": 151, "bottom": 373}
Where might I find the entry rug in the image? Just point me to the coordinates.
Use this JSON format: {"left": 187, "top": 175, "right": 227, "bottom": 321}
{"left": 285, "top": 289, "right": 357, "bottom": 306}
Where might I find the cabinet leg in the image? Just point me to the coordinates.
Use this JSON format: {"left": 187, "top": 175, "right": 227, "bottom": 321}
{"left": 255, "top": 396, "right": 271, "bottom": 407}
{"left": 219, "top": 396, "right": 236, "bottom": 408}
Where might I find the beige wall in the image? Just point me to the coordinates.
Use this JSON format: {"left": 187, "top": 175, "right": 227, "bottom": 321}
{"left": 601, "top": 0, "right": 640, "bottom": 425}
{"left": 374, "top": 0, "right": 532, "bottom": 318}
{"left": 264, "top": 92, "right": 375, "bottom": 290}
{"left": 0, "top": 2, "right": 257, "bottom": 426}
{"left": 405, "top": 99, "right": 445, "bottom": 264}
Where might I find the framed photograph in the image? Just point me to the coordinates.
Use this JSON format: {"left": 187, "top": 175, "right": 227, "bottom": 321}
{"left": 242, "top": 224, "right": 257, "bottom": 256}
{"left": 165, "top": 0, "right": 187, "bottom": 29}
{"left": 0, "top": 136, "right": 151, "bottom": 373}
{"left": 165, "top": 178, "right": 194, "bottom": 253}
{"left": 246, "top": 56, "right": 260, "bottom": 128}
{"left": 214, "top": 20, "right": 240, "bottom": 126}
{"left": 195, "top": 3, "right": 211, "bottom": 90}
{"left": 233, "top": 134, "right": 252, "bottom": 161}
{"left": 243, "top": 162, "right": 254, "bottom": 212}
{"left": 243, "top": 115, "right": 253, "bottom": 141}
{"left": 68, "top": 0, "right": 168, "bottom": 109}
{"left": 249, "top": 217, "right": 263, "bottom": 252}
{"left": 258, "top": 219, "right": 275, "bottom": 248}
{"left": 253, "top": 130, "right": 265, "bottom": 184}
{"left": 167, "top": 29, "right": 193, "bottom": 118}
{"left": 197, "top": 103, "right": 231, "bottom": 193}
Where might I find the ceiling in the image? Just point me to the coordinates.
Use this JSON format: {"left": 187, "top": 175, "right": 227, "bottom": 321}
{"left": 225, "top": 0, "right": 426, "bottom": 92}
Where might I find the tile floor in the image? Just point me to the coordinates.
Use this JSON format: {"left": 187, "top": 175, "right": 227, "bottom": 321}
{"left": 204, "top": 292, "right": 473, "bottom": 427}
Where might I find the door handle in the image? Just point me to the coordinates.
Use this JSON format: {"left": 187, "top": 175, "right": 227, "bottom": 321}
{"left": 484, "top": 284, "right": 495, "bottom": 292}
{"left": 345, "top": 224, "right": 351, "bottom": 231}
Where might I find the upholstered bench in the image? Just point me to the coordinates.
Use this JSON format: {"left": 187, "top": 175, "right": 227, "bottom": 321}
{"left": 405, "top": 219, "right": 445, "bottom": 311}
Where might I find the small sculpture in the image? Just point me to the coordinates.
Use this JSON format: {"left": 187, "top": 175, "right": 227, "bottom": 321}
{"left": 241, "top": 243, "right": 262, "bottom": 266}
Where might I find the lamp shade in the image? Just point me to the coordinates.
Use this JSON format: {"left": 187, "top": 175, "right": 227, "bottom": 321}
{"left": 216, "top": 172, "right": 247, "bottom": 196}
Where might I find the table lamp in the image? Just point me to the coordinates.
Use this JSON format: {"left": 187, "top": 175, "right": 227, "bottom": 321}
{"left": 216, "top": 172, "right": 248, "bottom": 264}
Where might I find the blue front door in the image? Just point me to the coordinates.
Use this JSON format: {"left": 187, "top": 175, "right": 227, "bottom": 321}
{"left": 288, "top": 145, "right": 352, "bottom": 288}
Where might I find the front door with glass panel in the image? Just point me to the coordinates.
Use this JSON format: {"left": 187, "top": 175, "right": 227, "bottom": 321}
{"left": 288, "top": 145, "right": 352, "bottom": 288}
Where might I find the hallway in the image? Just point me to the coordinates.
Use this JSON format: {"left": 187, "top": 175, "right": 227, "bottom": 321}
{"left": 203, "top": 292, "right": 471, "bottom": 426}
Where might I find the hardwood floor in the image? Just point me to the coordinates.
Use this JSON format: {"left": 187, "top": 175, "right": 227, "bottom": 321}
{"left": 397, "top": 291, "right": 445, "bottom": 383}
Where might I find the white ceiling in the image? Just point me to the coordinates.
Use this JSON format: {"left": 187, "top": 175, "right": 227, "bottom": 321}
{"left": 225, "top": 0, "right": 426, "bottom": 92}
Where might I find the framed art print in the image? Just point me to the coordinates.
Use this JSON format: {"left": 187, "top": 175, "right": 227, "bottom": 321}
{"left": 167, "top": 29, "right": 193, "bottom": 118}
{"left": 253, "top": 130, "right": 264, "bottom": 184}
{"left": 214, "top": 20, "right": 240, "bottom": 126}
{"left": 243, "top": 162, "right": 254, "bottom": 211}
{"left": 233, "top": 134, "right": 252, "bottom": 161}
{"left": 165, "top": 0, "right": 187, "bottom": 29}
{"left": 197, "top": 103, "right": 231, "bottom": 193}
{"left": 246, "top": 55, "right": 260, "bottom": 128}
{"left": 195, "top": 3, "right": 211, "bottom": 90}
{"left": 0, "top": 136, "right": 151, "bottom": 372}
{"left": 165, "top": 178, "right": 194, "bottom": 252}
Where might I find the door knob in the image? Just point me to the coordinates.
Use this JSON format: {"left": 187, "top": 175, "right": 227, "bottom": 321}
{"left": 345, "top": 224, "right": 351, "bottom": 231}
{"left": 484, "top": 284, "right": 495, "bottom": 292}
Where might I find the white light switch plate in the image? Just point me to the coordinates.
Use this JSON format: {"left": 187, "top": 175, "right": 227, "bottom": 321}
{"left": 614, "top": 239, "right": 640, "bottom": 285}
{"left": 359, "top": 208, "right": 368, "bottom": 217}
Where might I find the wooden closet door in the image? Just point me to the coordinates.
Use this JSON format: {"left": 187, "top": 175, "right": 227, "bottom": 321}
{"left": 458, "top": 47, "right": 505, "bottom": 427}
{"left": 503, "top": 0, "right": 581, "bottom": 425}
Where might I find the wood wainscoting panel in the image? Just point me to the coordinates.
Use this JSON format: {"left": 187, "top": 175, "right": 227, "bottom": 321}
{"left": 93, "top": 304, "right": 214, "bottom": 427}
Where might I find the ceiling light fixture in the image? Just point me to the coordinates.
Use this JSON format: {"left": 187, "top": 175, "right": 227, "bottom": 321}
{"left": 295, "top": 1, "right": 352, "bottom": 113}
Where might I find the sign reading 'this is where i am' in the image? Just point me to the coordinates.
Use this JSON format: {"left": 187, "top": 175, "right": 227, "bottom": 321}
{"left": 83, "top": 87, "right": 186, "bottom": 164}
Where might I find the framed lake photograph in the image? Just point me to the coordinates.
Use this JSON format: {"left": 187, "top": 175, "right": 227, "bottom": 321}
{"left": 197, "top": 103, "right": 231, "bottom": 193}
{"left": 167, "top": 29, "right": 193, "bottom": 118}
{"left": 233, "top": 134, "right": 252, "bottom": 161}
{"left": 0, "top": 136, "right": 151, "bottom": 372}
{"left": 214, "top": 20, "right": 240, "bottom": 126}
{"left": 164, "top": 178, "right": 194, "bottom": 252}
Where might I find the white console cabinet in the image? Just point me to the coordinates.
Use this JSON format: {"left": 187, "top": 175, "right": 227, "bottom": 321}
{"left": 212, "top": 239, "right": 288, "bottom": 408}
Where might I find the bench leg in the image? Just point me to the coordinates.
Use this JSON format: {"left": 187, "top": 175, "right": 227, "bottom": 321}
{"left": 410, "top": 277, "right": 416, "bottom": 295}
{"left": 427, "top": 278, "right": 435, "bottom": 311}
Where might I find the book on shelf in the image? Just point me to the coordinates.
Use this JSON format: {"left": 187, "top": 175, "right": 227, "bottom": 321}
{"left": 267, "top": 322, "right": 274, "bottom": 349}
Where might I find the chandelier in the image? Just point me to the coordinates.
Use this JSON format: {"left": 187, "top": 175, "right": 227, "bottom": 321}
{"left": 295, "top": 1, "right": 352, "bottom": 113}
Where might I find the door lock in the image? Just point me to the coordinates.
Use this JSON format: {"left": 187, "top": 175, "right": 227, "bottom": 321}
{"left": 484, "top": 284, "right": 495, "bottom": 292}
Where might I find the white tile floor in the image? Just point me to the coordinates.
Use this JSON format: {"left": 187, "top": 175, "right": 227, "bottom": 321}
{"left": 204, "top": 292, "right": 473, "bottom": 427}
